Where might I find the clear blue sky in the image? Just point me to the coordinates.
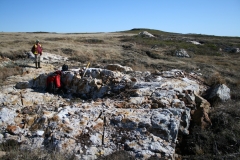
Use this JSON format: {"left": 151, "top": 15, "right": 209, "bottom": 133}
{"left": 0, "top": 0, "right": 239, "bottom": 37}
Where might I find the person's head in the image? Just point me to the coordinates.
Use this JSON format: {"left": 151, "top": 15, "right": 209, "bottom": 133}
{"left": 36, "top": 40, "right": 40, "bottom": 44}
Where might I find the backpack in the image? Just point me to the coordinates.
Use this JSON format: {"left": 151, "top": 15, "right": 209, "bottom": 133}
{"left": 31, "top": 45, "right": 35, "bottom": 53}
{"left": 62, "top": 64, "right": 68, "bottom": 71}
{"left": 46, "top": 71, "right": 62, "bottom": 94}
{"left": 47, "top": 81, "right": 56, "bottom": 94}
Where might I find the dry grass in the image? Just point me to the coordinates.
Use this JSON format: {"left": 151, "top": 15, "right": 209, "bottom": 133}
{"left": 178, "top": 100, "right": 240, "bottom": 160}
{"left": 0, "top": 30, "right": 240, "bottom": 159}
{"left": 0, "top": 66, "right": 23, "bottom": 83}
{"left": 205, "top": 71, "right": 226, "bottom": 86}
{"left": 0, "top": 139, "right": 75, "bottom": 160}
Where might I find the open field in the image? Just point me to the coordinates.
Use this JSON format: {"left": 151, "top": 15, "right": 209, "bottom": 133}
{"left": 0, "top": 29, "right": 240, "bottom": 159}
{"left": 1, "top": 30, "right": 240, "bottom": 91}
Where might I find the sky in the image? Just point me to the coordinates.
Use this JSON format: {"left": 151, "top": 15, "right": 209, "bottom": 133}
{"left": 0, "top": 0, "right": 240, "bottom": 37}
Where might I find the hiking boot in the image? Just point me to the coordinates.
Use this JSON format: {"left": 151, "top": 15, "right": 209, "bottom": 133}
{"left": 38, "top": 62, "right": 42, "bottom": 68}
{"left": 35, "top": 62, "right": 38, "bottom": 69}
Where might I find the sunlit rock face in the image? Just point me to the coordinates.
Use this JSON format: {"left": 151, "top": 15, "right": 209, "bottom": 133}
{"left": 207, "top": 84, "right": 231, "bottom": 101}
{"left": 0, "top": 59, "right": 215, "bottom": 159}
{"left": 174, "top": 49, "right": 190, "bottom": 58}
{"left": 138, "top": 31, "right": 155, "bottom": 38}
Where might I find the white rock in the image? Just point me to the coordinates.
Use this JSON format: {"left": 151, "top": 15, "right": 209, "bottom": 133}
{"left": 36, "top": 130, "right": 44, "bottom": 136}
{"left": 139, "top": 31, "right": 155, "bottom": 37}
{"left": 209, "top": 84, "right": 231, "bottom": 101}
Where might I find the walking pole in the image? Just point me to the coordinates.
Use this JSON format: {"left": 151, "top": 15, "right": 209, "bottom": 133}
{"left": 82, "top": 62, "right": 90, "bottom": 77}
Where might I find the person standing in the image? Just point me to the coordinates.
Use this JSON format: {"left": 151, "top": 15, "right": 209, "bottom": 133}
{"left": 31, "top": 40, "right": 42, "bottom": 69}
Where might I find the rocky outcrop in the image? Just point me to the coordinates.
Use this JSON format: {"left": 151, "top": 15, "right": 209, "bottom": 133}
{"left": 105, "top": 64, "right": 133, "bottom": 72}
{"left": 174, "top": 49, "right": 190, "bottom": 58}
{"left": 187, "top": 41, "right": 203, "bottom": 45}
{"left": 223, "top": 47, "right": 240, "bottom": 53}
{"left": 25, "top": 52, "right": 68, "bottom": 64}
{"left": 0, "top": 61, "right": 212, "bottom": 159}
{"left": 138, "top": 31, "right": 155, "bottom": 38}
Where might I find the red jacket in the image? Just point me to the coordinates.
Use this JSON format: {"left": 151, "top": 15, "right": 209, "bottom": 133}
{"left": 32, "top": 44, "right": 43, "bottom": 55}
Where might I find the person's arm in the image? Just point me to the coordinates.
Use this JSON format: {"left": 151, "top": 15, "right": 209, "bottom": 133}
{"left": 39, "top": 44, "right": 43, "bottom": 55}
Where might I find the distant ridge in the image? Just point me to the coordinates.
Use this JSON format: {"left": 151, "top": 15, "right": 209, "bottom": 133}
{"left": 26, "top": 31, "right": 57, "bottom": 34}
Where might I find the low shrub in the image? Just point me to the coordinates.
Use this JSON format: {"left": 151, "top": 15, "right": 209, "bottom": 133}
{"left": 61, "top": 48, "right": 75, "bottom": 55}
{"left": 205, "top": 72, "right": 226, "bottom": 86}
{"left": 0, "top": 66, "right": 23, "bottom": 84}
{"left": 77, "top": 39, "right": 104, "bottom": 44}
{"left": 177, "top": 100, "right": 240, "bottom": 159}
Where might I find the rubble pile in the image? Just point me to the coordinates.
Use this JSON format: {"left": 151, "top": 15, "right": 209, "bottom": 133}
{"left": 0, "top": 63, "right": 213, "bottom": 159}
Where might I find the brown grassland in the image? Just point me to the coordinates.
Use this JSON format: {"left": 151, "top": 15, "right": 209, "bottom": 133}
{"left": 0, "top": 29, "right": 240, "bottom": 159}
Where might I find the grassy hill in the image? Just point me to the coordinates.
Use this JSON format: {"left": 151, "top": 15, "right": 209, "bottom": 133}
{"left": 0, "top": 29, "right": 240, "bottom": 159}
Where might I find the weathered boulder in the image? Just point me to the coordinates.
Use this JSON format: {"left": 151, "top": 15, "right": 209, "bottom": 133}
{"left": 105, "top": 64, "right": 133, "bottom": 72}
{"left": 26, "top": 51, "right": 35, "bottom": 59}
{"left": 207, "top": 84, "right": 231, "bottom": 102}
{"left": 174, "top": 49, "right": 190, "bottom": 58}
{"left": 224, "top": 47, "right": 240, "bottom": 53}
{"left": 138, "top": 31, "right": 155, "bottom": 37}
{"left": 187, "top": 41, "right": 203, "bottom": 45}
{"left": 41, "top": 52, "right": 68, "bottom": 63}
